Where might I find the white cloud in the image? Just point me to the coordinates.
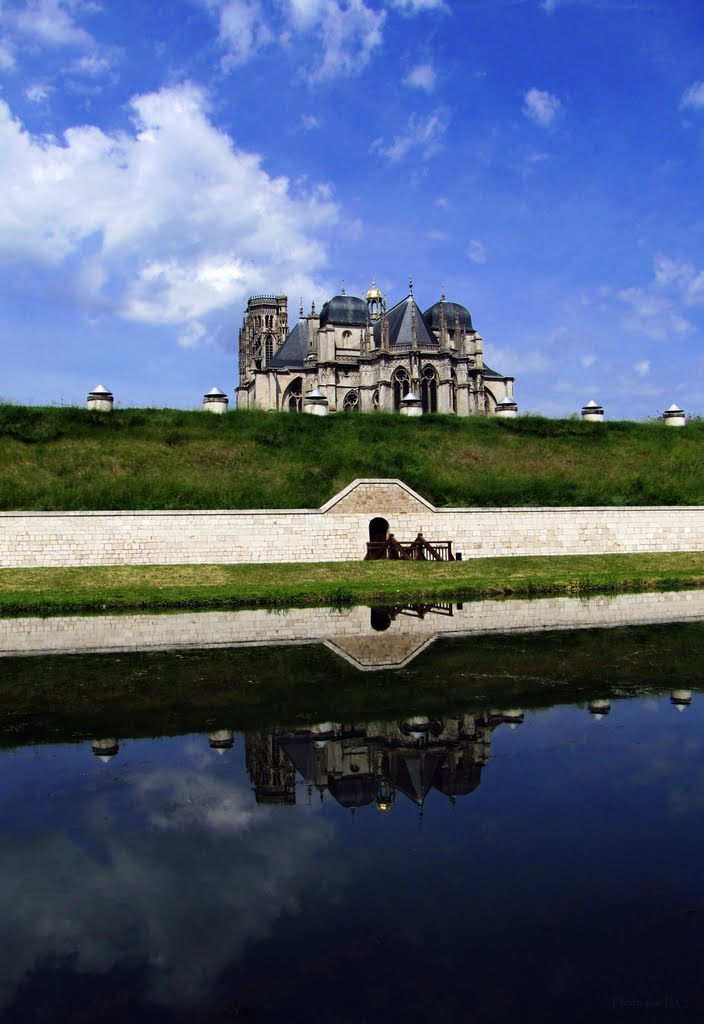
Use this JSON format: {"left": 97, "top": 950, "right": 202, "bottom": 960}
{"left": 403, "top": 62, "right": 436, "bottom": 92}
{"left": 680, "top": 81, "right": 704, "bottom": 110}
{"left": 467, "top": 238, "right": 487, "bottom": 264}
{"left": 581, "top": 354, "right": 596, "bottom": 368}
{"left": 204, "top": 0, "right": 385, "bottom": 81}
{"left": 293, "top": 0, "right": 385, "bottom": 82}
{"left": 204, "top": 0, "right": 272, "bottom": 69}
{"left": 633, "top": 359, "right": 650, "bottom": 377}
{"left": 652, "top": 256, "right": 704, "bottom": 307}
{"left": 433, "top": 196, "right": 449, "bottom": 208}
{"left": 11, "top": 0, "right": 96, "bottom": 48}
{"left": 69, "top": 52, "right": 111, "bottom": 75}
{"left": 0, "top": 37, "right": 16, "bottom": 69}
{"left": 523, "top": 87, "right": 562, "bottom": 126}
{"left": 300, "top": 113, "right": 319, "bottom": 131}
{"left": 617, "top": 256, "right": 701, "bottom": 342}
{"left": 371, "top": 106, "right": 449, "bottom": 162}
{"left": 390, "top": 0, "right": 448, "bottom": 11}
{"left": 24, "top": 81, "right": 53, "bottom": 101}
{"left": 0, "top": 83, "right": 339, "bottom": 345}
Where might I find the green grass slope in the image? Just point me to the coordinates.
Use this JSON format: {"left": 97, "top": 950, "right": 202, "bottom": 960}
{"left": 1, "top": 404, "right": 703, "bottom": 510}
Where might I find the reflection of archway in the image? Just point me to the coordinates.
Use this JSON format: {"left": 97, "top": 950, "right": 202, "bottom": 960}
{"left": 369, "top": 517, "right": 389, "bottom": 543}
{"left": 421, "top": 365, "right": 438, "bottom": 414}
{"left": 392, "top": 367, "right": 410, "bottom": 411}
{"left": 283, "top": 377, "right": 302, "bottom": 412}
{"left": 370, "top": 607, "right": 392, "bottom": 632}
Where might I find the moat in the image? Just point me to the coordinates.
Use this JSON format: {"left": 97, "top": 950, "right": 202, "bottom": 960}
{"left": 2, "top": 601, "right": 704, "bottom": 1021}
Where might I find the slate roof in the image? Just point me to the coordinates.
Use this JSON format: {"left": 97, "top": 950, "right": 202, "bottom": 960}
{"left": 268, "top": 319, "right": 308, "bottom": 369}
{"left": 483, "top": 364, "right": 512, "bottom": 380}
{"left": 373, "top": 294, "right": 437, "bottom": 348}
{"left": 423, "top": 300, "right": 473, "bottom": 333}
{"left": 319, "top": 294, "right": 367, "bottom": 328}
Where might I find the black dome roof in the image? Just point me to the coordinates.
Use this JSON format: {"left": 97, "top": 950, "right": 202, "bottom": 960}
{"left": 423, "top": 300, "right": 473, "bottom": 333}
{"left": 327, "top": 775, "right": 377, "bottom": 808}
{"left": 319, "top": 294, "right": 367, "bottom": 328}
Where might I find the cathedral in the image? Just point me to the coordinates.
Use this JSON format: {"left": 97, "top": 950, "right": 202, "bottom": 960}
{"left": 236, "top": 281, "right": 515, "bottom": 415}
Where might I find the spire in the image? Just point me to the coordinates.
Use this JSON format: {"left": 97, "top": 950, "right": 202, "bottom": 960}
{"left": 439, "top": 290, "right": 448, "bottom": 347}
{"left": 409, "top": 274, "right": 414, "bottom": 296}
{"left": 411, "top": 292, "right": 417, "bottom": 347}
{"left": 341, "top": 277, "right": 346, "bottom": 296}
{"left": 310, "top": 299, "right": 316, "bottom": 317}
{"left": 299, "top": 297, "right": 304, "bottom": 318}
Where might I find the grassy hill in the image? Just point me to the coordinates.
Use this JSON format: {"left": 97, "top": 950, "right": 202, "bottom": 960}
{"left": 1, "top": 404, "right": 703, "bottom": 511}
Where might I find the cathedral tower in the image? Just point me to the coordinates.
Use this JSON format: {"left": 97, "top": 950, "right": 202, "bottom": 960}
{"left": 238, "top": 294, "right": 288, "bottom": 385}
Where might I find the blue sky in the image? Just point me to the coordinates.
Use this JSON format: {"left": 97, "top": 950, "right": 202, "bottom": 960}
{"left": 0, "top": 0, "right": 703, "bottom": 417}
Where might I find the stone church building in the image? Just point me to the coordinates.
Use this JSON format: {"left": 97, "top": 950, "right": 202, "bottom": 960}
{"left": 236, "top": 281, "right": 515, "bottom": 415}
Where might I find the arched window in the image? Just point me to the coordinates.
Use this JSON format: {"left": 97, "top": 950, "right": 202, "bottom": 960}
{"left": 283, "top": 378, "right": 302, "bottom": 412}
{"left": 450, "top": 369, "right": 457, "bottom": 414}
{"left": 265, "top": 335, "right": 274, "bottom": 364}
{"left": 392, "top": 367, "right": 410, "bottom": 412}
{"left": 342, "top": 330, "right": 352, "bottom": 344}
{"left": 372, "top": 387, "right": 380, "bottom": 410}
{"left": 421, "top": 365, "right": 438, "bottom": 414}
{"left": 343, "top": 390, "right": 359, "bottom": 411}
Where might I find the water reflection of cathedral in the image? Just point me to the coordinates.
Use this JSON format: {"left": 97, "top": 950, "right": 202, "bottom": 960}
{"left": 244, "top": 714, "right": 504, "bottom": 812}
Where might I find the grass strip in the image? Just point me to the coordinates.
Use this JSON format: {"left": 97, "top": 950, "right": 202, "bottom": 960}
{"left": 2, "top": 552, "right": 704, "bottom": 616}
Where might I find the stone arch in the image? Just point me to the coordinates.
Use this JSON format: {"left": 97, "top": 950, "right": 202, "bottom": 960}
{"left": 421, "top": 364, "right": 438, "bottom": 414}
{"left": 369, "top": 517, "right": 389, "bottom": 543}
{"left": 343, "top": 390, "right": 359, "bottom": 411}
{"left": 283, "top": 377, "right": 303, "bottom": 412}
{"left": 484, "top": 386, "right": 497, "bottom": 415}
{"left": 392, "top": 367, "right": 410, "bottom": 411}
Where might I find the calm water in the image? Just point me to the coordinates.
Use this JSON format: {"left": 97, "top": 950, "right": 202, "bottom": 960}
{"left": 2, "top": 616, "right": 704, "bottom": 1022}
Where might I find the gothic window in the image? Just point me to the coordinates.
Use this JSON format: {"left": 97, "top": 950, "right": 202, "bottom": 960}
{"left": 372, "top": 388, "right": 380, "bottom": 410}
{"left": 343, "top": 390, "right": 359, "bottom": 411}
{"left": 392, "top": 367, "right": 410, "bottom": 412}
{"left": 342, "top": 330, "right": 352, "bottom": 344}
{"left": 283, "top": 378, "right": 302, "bottom": 412}
{"left": 450, "top": 369, "right": 457, "bottom": 414}
{"left": 421, "top": 365, "right": 438, "bottom": 414}
{"left": 265, "top": 335, "right": 274, "bottom": 364}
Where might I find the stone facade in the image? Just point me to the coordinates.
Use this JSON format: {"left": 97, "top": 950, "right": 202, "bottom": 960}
{"left": 236, "top": 284, "right": 515, "bottom": 415}
{"left": 1, "top": 479, "right": 704, "bottom": 569}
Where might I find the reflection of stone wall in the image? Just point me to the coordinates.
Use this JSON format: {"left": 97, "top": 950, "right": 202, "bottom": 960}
{"left": 4, "top": 589, "right": 704, "bottom": 663}
{"left": 2, "top": 479, "right": 704, "bottom": 569}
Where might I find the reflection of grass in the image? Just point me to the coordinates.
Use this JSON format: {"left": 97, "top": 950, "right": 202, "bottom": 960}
{"left": 1, "top": 405, "right": 704, "bottom": 510}
{"left": 2, "top": 620, "right": 703, "bottom": 747}
{"left": 2, "top": 552, "right": 704, "bottom": 615}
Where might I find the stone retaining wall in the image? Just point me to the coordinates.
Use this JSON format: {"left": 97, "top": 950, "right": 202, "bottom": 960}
{"left": 1, "top": 478, "right": 703, "bottom": 568}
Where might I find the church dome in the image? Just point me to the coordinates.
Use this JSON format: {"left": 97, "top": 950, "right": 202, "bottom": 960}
{"left": 319, "top": 294, "right": 367, "bottom": 328}
{"left": 423, "top": 300, "right": 473, "bottom": 333}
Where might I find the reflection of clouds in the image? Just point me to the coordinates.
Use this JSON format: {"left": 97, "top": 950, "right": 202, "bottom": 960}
{"left": 0, "top": 747, "right": 334, "bottom": 1011}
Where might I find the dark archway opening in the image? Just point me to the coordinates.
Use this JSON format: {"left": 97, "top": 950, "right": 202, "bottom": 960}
{"left": 369, "top": 517, "right": 389, "bottom": 544}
